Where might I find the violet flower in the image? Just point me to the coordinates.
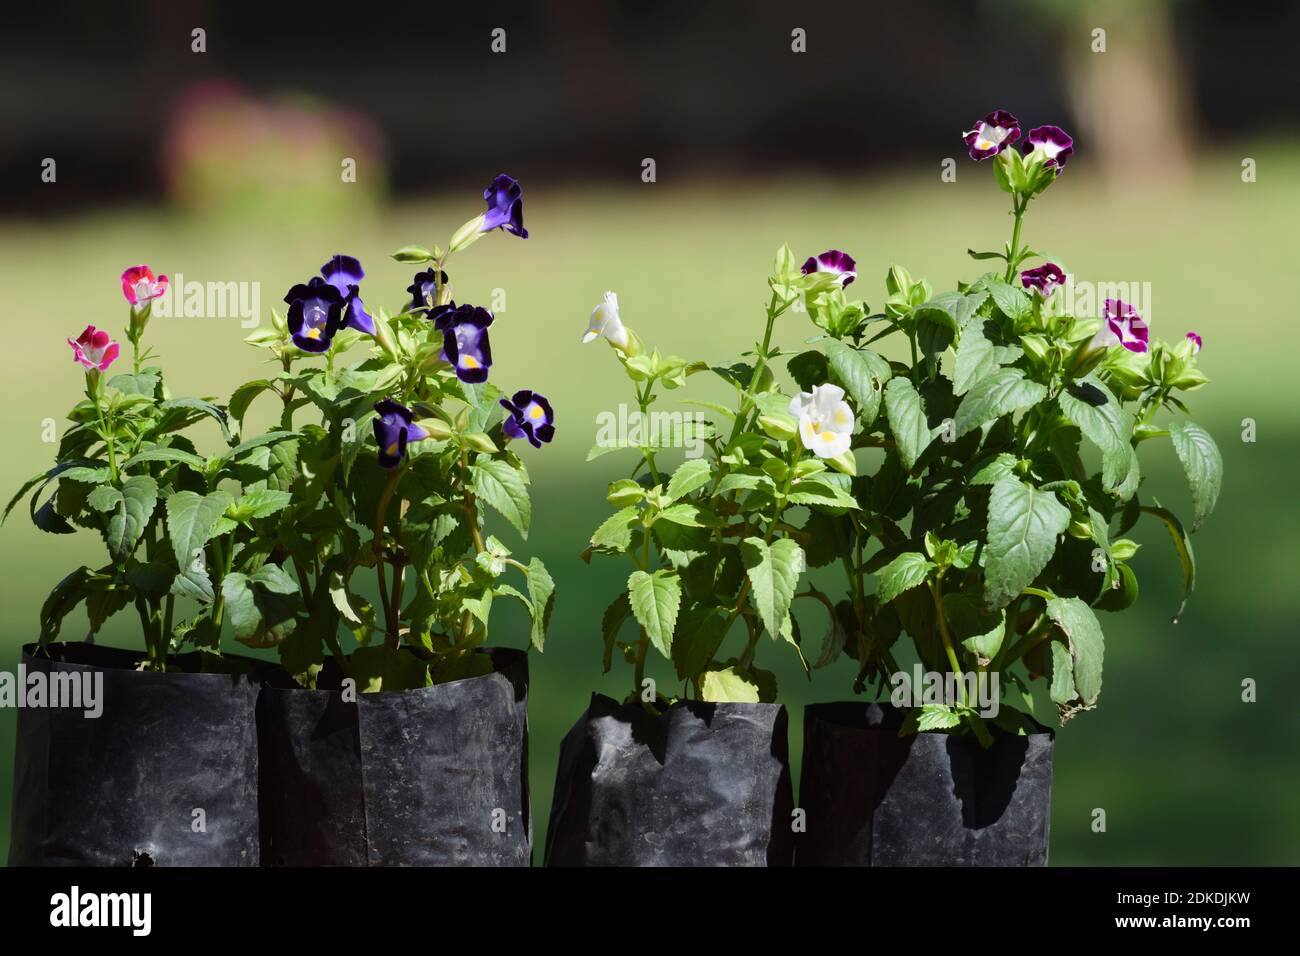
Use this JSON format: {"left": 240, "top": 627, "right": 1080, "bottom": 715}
{"left": 964, "top": 110, "right": 1021, "bottom": 160}
{"left": 481, "top": 174, "right": 528, "bottom": 238}
{"left": 430, "top": 302, "right": 494, "bottom": 383}
{"left": 1021, "top": 125, "right": 1074, "bottom": 170}
{"left": 406, "top": 268, "right": 449, "bottom": 314}
{"left": 68, "top": 325, "right": 120, "bottom": 372}
{"left": 801, "top": 249, "right": 857, "bottom": 287}
{"left": 500, "top": 390, "right": 556, "bottom": 448}
{"left": 1020, "top": 262, "right": 1067, "bottom": 296}
{"left": 373, "top": 399, "right": 429, "bottom": 470}
{"left": 284, "top": 277, "right": 344, "bottom": 353}
{"left": 319, "top": 254, "right": 375, "bottom": 335}
{"left": 1097, "top": 299, "right": 1149, "bottom": 353}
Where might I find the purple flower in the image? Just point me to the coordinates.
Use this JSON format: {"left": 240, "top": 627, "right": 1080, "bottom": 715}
{"left": 499, "top": 390, "right": 555, "bottom": 448}
{"left": 481, "top": 174, "right": 528, "bottom": 239}
{"left": 319, "top": 254, "right": 375, "bottom": 335}
{"left": 284, "top": 277, "right": 344, "bottom": 353}
{"left": 430, "top": 302, "right": 494, "bottom": 383}
{"left": 1021, "top": 125, "right": 1074, "bottom": 170}
{"left": 801, "top": 249, "right": 857, "bottom": 287}
{"left": 1186, "top": 331, "right": 1203, "bottom": 353}
{"left": 1021, "top": 262, "right": 1068, "bottom": 296}
{"left": 963, "top": 110, "right": 1021, "bottom": 160}
{"left": 373, "top": 399, "right": 429, "bottom": 470}
{"left": 1100, "top": 299, "right": 1149, "bottom": 353}
{"left": 406, "top": 268, "right": 449, "bottom": 314}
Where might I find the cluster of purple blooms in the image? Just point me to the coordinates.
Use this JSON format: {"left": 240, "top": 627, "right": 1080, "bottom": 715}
{"left": 278, "top": 175, "right": 554, "bottom": 469}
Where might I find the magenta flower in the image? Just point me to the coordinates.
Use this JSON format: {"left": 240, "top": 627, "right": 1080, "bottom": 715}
{"left": 1099, "top": 299, "right": 1149, "bottom": 353}
{"left": 121, "top": 266, "right": 168, "bottom": 308}
{"left": 1020, "top": 262, "right": 1067, "bottom": 296}
{"left": 1021, "top": 125, "right": 1074, "bottom": 170}
{"left": 500, "top": 390, "right": 555, "bottom": 448}
{"left": 1186, "top": 331, "right": 1203, "bottom": 353}
{"left": 68, "top": 326, "right": 121, "bottom": 371}
{"left": 963, "top": 110, "right": 1021, "bottom": 160}
{"left": 801, "top": 249, "right": 857, "bottom": 287}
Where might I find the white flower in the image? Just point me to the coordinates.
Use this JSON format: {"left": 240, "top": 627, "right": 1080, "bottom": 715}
{"left": 582, "top": 291, "right": 629, "bottom": 350}
{"left": 789, "top": 383, "right": 854, "bottom": 459}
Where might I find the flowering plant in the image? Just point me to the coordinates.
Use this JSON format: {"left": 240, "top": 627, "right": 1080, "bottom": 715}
{"left": 583, "top": 254, "right": 865, "bottom": 705}
{"left": 6, "top": 267, "right": 274, "bottom": 670}
{"left": 226, "top": 175, "right": 556, "bottom": 688}
{"left": 800, "top": 111, "right": 1221, "bottom": 738}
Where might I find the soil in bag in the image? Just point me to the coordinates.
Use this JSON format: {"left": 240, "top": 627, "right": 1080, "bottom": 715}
{"left": 797, "top": 702, "right": 1053, "bottom": 866}
{"left": 259, "top": 647, "right": 530, "bottom": 866}
{"left": 545, "top": 694, "right": 794, "bottom": 866}
{"left": 8, "top": 641, "right": 263, "bottom": 867}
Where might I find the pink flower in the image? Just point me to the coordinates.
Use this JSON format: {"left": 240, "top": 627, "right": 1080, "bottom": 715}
{"left": 1096, "top": 299, "right": 1149, "bottom": 354}
{"left": 121, "top": 265, "right": 168, "bottom": 307}
{"left": 68, "top": 326, "right": 121, "bottom": 371}
{"left": 1186, "top": 331, "right": 1202, "bottom": 353}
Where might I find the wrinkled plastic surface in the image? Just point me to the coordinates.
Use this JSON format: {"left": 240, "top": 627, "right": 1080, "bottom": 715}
{"left": 9, "top": 643, "right": 262, "bottom": 867}
{"left": 797, "top": 702, "right": 1054, "bottom": 866}
{"left": 259, "top": 647, "right": 530, "bottom": 866}
{"left": 545, "top": 694, "right": 794, "bottom": 867}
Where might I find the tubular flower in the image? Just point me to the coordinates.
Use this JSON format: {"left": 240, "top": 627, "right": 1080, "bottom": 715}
{"left": 963, "top": 110, "right": 1021, "bottom": 160}
{"left": 1091, "top": 298, "right": 1150, "bottom": 354}
{"left": 68, "top": 326, "right": 120, "bottom": 372}
{"left": 481, "top": 174, "right": 528, "bottom": 239}
{"left": 121, "top": 265, "right": 168, "bottom": 308}
{"left": 406, "top": 268, "right": 450, "bottom": 314}
{"left": 801, "top": 249, "right": 858, "bottom": 287}
{"left": 789, "top": 383, "right": 855, "bottom": 459}
{"left": 373, "top": 399, "right": 429, "bottom": 469}
{"left": 1021, "top": 125, "right": 1074, "bottom": 170}
{"left": 284, "top": 277, "right": 344, "bottom": 353}
{"left": 319, "top": 254, "right": 375, "bottom": 335}
{"left": 1020, "top": 262, "right": 1067, "bottom": 296}
{"left": 582, "top": 291, "right": 629, "bottom": 350}
{"left": 430, "top": 302, "right": 494, "bottom": 383}
{"left": 1185, "top": 331, "right": 1203, "bottom": 354}
{"left": 500, "top": 390, "right": 556, "bottom": 448}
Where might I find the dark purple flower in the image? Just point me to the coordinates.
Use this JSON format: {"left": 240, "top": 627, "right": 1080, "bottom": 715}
{"left": 1021, "top": 125, "right": 1074, "bottom": 170}
{"left": 963, "top": 110, "right": 1021, "bottom": 160}
{"left": 1020, "top": 262, "right": 1068, "bottom": 296}
{"left": 1101, "top": 299, "right": 1149, "bottom": 353}
{"left": 284, "top": 277, "right": 344, "bottom": 353}
{"left": 801, "top": 249, "right": 857, "bottom": 287}
{"left": 406, "top": 268, "right": 449, "bottom": 314}
{"left": 373, "top": 399, "right": 429, "bottom": 470}
{"left": 481, "top": 174, "right": 528, "bottom": 239}
{"left": 319, "top": 254, "right": 374, "bottom": 335}
{"left": 430, "top": 302, "right": 494, "bottom": 383}
{"left": 499, "top": 390, "right": 555, "bottom": 448}
{"left": 1186, "top": 331, "right": 1203, "bottom": 354}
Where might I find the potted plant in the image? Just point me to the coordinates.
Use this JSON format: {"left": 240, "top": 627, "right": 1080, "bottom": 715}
{"left": 545, "top": 256, "right": 868, "bottom": 866}
{"left": 238, "top": 175, "right": 557, "bottom": 866}
{"left": 792, "top": 112, "right": 1222, "bottom": 865}
{"left": 6, "top": 270, "right": 276, "bottom": 866}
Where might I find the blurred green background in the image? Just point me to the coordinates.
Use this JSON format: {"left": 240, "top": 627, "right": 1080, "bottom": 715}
{"left": 2, "top": 0, "right": 1297, "bottom": 865}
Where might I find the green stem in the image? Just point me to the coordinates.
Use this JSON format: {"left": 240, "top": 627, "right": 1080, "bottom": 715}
{"left": 928, "top": 577, "right": 967, "bottom": 707}
{"left": 1004, "top": 194, "right": 1028, "bottom": 282}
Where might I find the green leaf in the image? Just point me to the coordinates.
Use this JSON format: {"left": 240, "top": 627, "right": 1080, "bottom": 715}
{"left": 883, "top": 376, "right": 931, "bottom": 471}
{"left": 108, "top": 369, "right": 161, "bottom": 397}
{"left": 104, "top": 475, "right": 158, "bottom": 561}
{"left": 1044, "top": 596, "right": 1105, "bottom": 721}
{"left": 658, "top": 502, "right": 710, "bottom": 527}
{"left": 588, "top": 506, "right": 639, "bottom": 554}
{"left": 229, "top": 379, "right": 276, "bottom": 433}
{"left": 349, "top": 644, "right": 430, "bottom": 693}
{"left": 1141, "top": 503, "right": 1195, "bottom": 622}
{"left": 216, "top": 431, "right": 297, "bottom": 468}
{"left": 969, "top": 452, "right": 1017, "bottom": 486}
{"left": 665, "top": 459, "right": 712, "bottom": 501}
{"left": 601, "top": 593, "right": 631, "bottom": 673}
{"left": 156, "top": 397, "right": 232, "bottom": 443}
{"left": 222, "top": 564, "right": 301, "bottom": 648}
{"left": 953, "top": 320, "right": 998, "bottom": 395}
{"left": 1049, "top": 641, "right": 1076, "bottom": 707}
{"left": 227, "top": 488, "right": 293, "bottom": 522}
{"left": 1168, "top": 420, "right": 1222, "bottom": 531}
{"left": 943, "top": 592, "right": 1005, "bottom": 659}
{"left": 824, "top": 339, "right": 891, "bottom": 425}
{"left": 699, "top": 666, "right": 761, "bottom": 703}
{"left": 916, "top": 705, "right": 962, "bottom": 731}
{"left": 986, "top": 278, "right": 1030, "bottom": 320}
{"left": 526, "top": 557, "right": 555, "bottom": 651}
{"left": 121, "top": 446, "right": 207, "bottom": 472}
{"left": 740, "top": 537, "right": 802, "bottom": 638}
{"left": 953, "top": 368, "right": 1047, "bottom": 438}
{"left": 473, "top": 458, "right": 531, "bottom": 538}
{"left": 1058, "top": 377, "right": 1135, "bottom": 494}
{"left": 628, "top": 569, "right": 681, "bottom": 658}
{"left": 166, "top": 490, "right": 233, "bottom": 602}
{"left": 983, "top": 476, "right": 1070, "bottom": 610}
{"left": 874, "top": 552, "right": 935, "bottom": 604}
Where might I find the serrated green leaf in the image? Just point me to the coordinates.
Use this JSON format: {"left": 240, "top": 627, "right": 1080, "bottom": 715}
{"left": 953, "top": 368, "right": 1047, "bottom": 437}
{"left": 1141, "top": 503, "right": 1195, "bottom": 622}
{"left": 105, "top": 475, "right": 157, "bottom": 561}
{"left": 1059, "top": 377, "right": 1134, "bottom": 494}
{"left": 883, "top": 376, "right": 931, "bottom": 470}
{"left": 874, "top": 551, "right": 935, "bottom": 604}
{"left": 222, "top": 564, "right": 301, "bottom": 648}
{"left": 628, "top": 569, "right": 681, "bottom": 658}
{"left": 526, "top": 557, "right": 555, "bottom": 651}
{"left": 699, "top": 666, "right": 761, "bottom": 703}
{"left": 473, "top": 458, "right": 531, "bottom": 538}
{"left": 740, "top": 537, "right": 802, "bottom": 638}
{"left": 824, "top": 339, "right": 891, "bottom": 425}
{"left": 589, "top": 506, "right": 639, "bottom": 553}
{"left": 665, "top": 458, "right": 712, "bottom": 501}
{"left": 984, "top": 476, "right": 1070, "bottom": 610}
{"left": 1045, "top": 595, "right": 1105, "bottom": 720}
{"left": 1168, "top": 420, "right": 1222, "bottom": 531}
